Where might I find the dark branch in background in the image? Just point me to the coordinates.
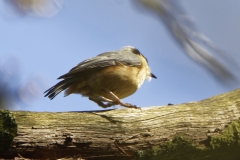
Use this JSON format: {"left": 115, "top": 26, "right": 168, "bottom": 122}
{"left": 133, "top": 0, "right": 240, "bottom": 83}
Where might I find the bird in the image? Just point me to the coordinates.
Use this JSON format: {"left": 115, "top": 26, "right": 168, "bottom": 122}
{"left": 44, "top": 46, "right": 156, "bottom": 109}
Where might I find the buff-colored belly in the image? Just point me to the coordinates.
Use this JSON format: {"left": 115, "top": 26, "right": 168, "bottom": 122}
{"left": 88, "top": 65, "right": 147, "bottom": 100}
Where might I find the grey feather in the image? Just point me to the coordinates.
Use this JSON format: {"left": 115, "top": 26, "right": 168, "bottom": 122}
{"left": 58, "top": 46, "right": 143, "bottom": 79}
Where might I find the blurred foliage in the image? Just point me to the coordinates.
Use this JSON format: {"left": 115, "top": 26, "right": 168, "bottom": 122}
{"left": 2, "top": 0, "right": 64, "bottom": 18}
{"left": 0, "top": 57, "right": 43, "bottom": 110}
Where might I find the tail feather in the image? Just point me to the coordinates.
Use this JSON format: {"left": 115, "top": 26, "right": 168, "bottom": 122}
{"left": 44, "top": 80, "right": 75, "bottom": 100}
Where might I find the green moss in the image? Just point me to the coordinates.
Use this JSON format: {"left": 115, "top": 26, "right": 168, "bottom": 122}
{"left": 137, "top": 119, "right": 240, "bottom": 160}
{"left": 211, "top": 120, "right": 240, "bottom": 149}
{"left": 0, "top": 110, "right": 17, "bottom": 151}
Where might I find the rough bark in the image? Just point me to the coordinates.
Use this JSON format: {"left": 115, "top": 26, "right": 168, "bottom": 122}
{"left": 0, "top": 88, "right": 240, "bottom": 160}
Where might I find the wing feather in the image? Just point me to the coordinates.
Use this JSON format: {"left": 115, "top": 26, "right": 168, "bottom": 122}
{"left": 58, "top": 49, "right": 142, "bottom": 79}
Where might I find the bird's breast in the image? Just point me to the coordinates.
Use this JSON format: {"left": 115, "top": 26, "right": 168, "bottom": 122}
{"left": 88, "top": 64, "right": 148, "bottom": 99}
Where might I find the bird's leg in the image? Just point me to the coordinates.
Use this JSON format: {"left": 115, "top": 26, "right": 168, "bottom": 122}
{"left": 97, "top": 96, "right": 113, "bottom": 102}
{"left": 89, "top": 95, "right": 120, "bottom": 108}
{"left": 89, "top": 97, "right": 116, "bottom": 108}
{"left": 106, "top": 90, "right": 139, "bottom": 109}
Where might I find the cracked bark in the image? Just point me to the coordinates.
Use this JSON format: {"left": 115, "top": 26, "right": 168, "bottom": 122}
{"left": 0, "top": 88, "right": 240, "bottom": 160}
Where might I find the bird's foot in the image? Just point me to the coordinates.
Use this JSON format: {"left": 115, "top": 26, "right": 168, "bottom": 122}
{"left": 120, "top": 102, "right": 140, "bottom": 109}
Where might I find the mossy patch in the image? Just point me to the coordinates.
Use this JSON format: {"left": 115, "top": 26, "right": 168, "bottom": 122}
{"left": 137, "top": 119, "right": 240, "bottom": 160}
{"left": 0, "top": 110, "right": 17, "bottom": 151}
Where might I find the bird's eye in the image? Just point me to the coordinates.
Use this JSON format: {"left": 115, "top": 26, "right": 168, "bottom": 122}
{"left": 131, "top": 48, "right": 141, "bottom": 55}
{"left": 132, "top": 48, "right": 148, "bottom": 63}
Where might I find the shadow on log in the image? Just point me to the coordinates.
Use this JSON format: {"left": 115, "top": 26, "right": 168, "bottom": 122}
{"left": 0, "top": 88, "right": 240, "bottom": 160}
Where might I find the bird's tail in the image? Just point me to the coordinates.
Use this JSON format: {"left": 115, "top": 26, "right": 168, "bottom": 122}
{"left": 44, "top": 79, "right": 74, "bottom": 100}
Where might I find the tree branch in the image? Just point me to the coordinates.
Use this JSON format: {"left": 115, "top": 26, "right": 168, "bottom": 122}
{"left": 1, "top": 88, "right": 240, "bottom": 159}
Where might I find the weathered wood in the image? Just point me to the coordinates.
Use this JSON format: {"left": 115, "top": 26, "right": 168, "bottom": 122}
{"left": 0, "top": 88, "right": 240, "bottom": 159}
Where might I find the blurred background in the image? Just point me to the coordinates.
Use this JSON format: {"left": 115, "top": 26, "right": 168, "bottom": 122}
{"left": 0, "top": 0, "right": 239, "bottom": 111}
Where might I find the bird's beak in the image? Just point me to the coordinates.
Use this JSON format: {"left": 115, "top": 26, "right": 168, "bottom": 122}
{"left": 151, "top": 73, "right": 157, "bottom": 79}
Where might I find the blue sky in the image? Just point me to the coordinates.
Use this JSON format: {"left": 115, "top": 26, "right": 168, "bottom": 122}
{"left": 1, "top": 0, "right": 240, "bottom": 111}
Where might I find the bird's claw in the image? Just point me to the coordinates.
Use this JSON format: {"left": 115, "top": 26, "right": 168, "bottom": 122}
{"left": 121, "top": 103, "right": 140, "bottom": 109}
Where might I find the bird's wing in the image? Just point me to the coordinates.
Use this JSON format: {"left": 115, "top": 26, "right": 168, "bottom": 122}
{"left": 58, "top": 50, "right": 142, "bottom": 79}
